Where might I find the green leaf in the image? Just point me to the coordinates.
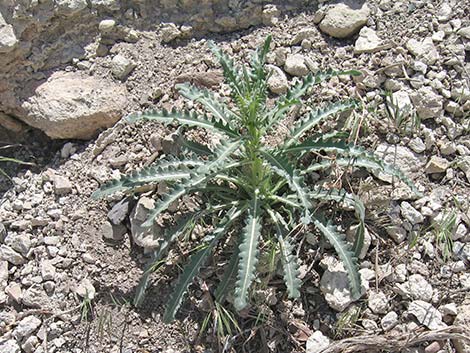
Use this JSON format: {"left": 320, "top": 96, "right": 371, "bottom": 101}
{"left": 285, "top": 100, "right": 359, "bottom": 147}
{"left": 134, "top": 214, "right": 195, "bottom": 307}
{"left": 125, "top": 108, "right": 239, "bottom": 139}
{"left": 164, "top": 207, "right": 244, "bottom": 323}
{"left": 208, "top": 41, "right": 244, "bottom": 97}
{"left": 261, "top": 150, "right": 312, "bottom": 224}
{"left": 180, "top": 139, "right": 214, "bottom": 156}
{"left": 282, "top": 139, "right": 349, "bottom": 155}
{"left": 234, "top": 191, "right": 262, "bottom": 311}
{"left": 312, "top": 216, "right": 361, "bottom": 299}
{"left": 214, "top": 245, "right": 239, "bottom": 303}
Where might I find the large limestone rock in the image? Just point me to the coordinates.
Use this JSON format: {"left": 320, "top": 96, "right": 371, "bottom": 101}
{"left": 20, "top": 71, "right": 128, "bottom": 139}
{"left": 319, "top": 2, "right": 370, "bottom": 39}
{"left": 0, "top": 13, "right": 18, "bottom": 53}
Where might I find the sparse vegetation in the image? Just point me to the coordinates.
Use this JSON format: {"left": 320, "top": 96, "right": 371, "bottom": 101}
{"left": 92, "top": 36, "right": 419, "bottom": 323}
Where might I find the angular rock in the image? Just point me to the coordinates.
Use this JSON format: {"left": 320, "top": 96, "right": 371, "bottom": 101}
{"left": 381, "top": 311, "right": 398, "bottom": 331}
{"left": 374, "top": 143, "right": 423, "bottom": 181}
{"left": 0, "top": 13, "right": 18, "bottom": 53}
{"left": 0, "top": 340, "right": 20, "bottom": 353}
{"left": 13, "top": 316, "right": 42, "bottom": 339}
{"left": 52, "top": 175, "right": 73, "bottom": 195}
{"left": 319, "top": 3, "right": 370, "bottom": 38}
{"left": 5, "top": 282, "right": 22, "bottom": 303}
{"left": 284, "top": 54, "right": 309, "bottom": 77}
{"left": 410, "top": 87, "right": 443, "bottom": 120}
{"left": 354, "top": 27, "right": 383, "bottom": 53}
{"left": 20, "top": 71, "right": 128, "bottom": 139}
{"left": 160, "top": 23, "right": 181, "bottom": 43}
{"left": 130, "top": 197, "right": 162, "bottom": 249}
{"left": 425, "top": 156, "right": 449, "bottom": 174}
{"left": 400, "top": 201, "right": 424, "bottom": 224}
{"left": 0, "top": 261, "right": 7, "bottom": 288}
{"left": 74, "top": 278, "right": 96, "bottom": 299}
{"left": 406, "top": 37, "right": 440, "bottom": 65}
{"left": 107, "top": 198, "right": 130, "bottom": 225}
{"left": 266, "top": 65, "right": 288, "bottom": 94}
{"left": 22, "top": 285, "right": 50, "bottom": 308}
{"left": 101, "top": 220, "right": 127, "bottom": 241}
{"left": 111, "top": 54, "right": 136, "bottom": 80}
{"left": 306, "top": 331, "right": 330, "bottom": 353}
{"left": 368, "top": 291, "right": 389, "bottom": 314}
{"left": 453, "top": 304, "right": 470, "bottom": 353}
{"left": 40, "top": 260, "right": 56, "bottom": 281}
{"left": 396, "top": 274, "right": 433, "bottom": 301}
{"left": 56, "top": 0, "right": 88, "bottom": 15}
{"left": 0, "top": 245, "right": 26, "bottom": 265}
{"left": 408, "top": 300, "right": 446, "bottom": 330}
{"left": 5, "top": 233, "right": 31, "bottom": 256}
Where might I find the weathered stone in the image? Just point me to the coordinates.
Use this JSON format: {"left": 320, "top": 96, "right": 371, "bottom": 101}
{"left": 284, "top": 54, "right": 309, "bottom": 77}
{"left": 425, "top": 156, "right": 449, "bottom": 174}
{"left": 56, "top": 0, "right": 88, "bottom": 15}
{"left": 22, "top": 285, "right": 50, "bottom": 308}
{"left": 396, "top": 274, "right": 433, "bottom": 301}
{"left": 408, "top": 301, "right": 446, "bottom": 330}
{"left": 13, "top": 316, "right": 42, "bottom": 340}
{"left": 354, "top": 27, "right": 383, "bottom": 53}
{"left": 266, "top": 65, "right": 288, "bottom": 94}
{"left": 111, "top": 54, "right": 136, "bottom": 80}
{"left": 5, "top": 282, "right": 22, "bottom": 303}
{"left": 374, "top": 143, "right": 423, "bottom": 182}
{"left": 40, "top": 260, "right": 56, "bottom": 281}
{"left": 381, "top": 311, "right": 398, "bottom": 331}
{"left": 0, "top": 13, "right": 18, "bottom": 53}
{"left": 0, "top": 245, "right": 26, "bottom": 265}
{"left": 99, "top": 19, "right": 116, "bottom": 34}
{"left": 306, "top": 331, "right": 330, "bottom": 353}
{"left": 453, "top": 304, "right": 470, "bottom": 353}
{"left": 52, "top": 175, "right": 73, "bottom": 195}
{"left": 101, "top": 221, "right": 127, "bottom": 241}
{"left": 401, "top": 201, "right": 424, "bottom": 224}
{"left": 319, "top": 3, "right": 370, "bottom": 38}
{"left": 368, "top": 291, "right": 389, "bottom": 314}
{"left": 20, "top": 71, "right": 128, "bottom": 139}
{"left": 130, "top": 197, "right": 162, "bottom": 249}
{"left": 410, "top": 87, "right": 443, "bottom": 120}
{"left": 5, "top": 233, "right": 31, "bottom": 256}
{"left": 160, "top": 23, "right": 181, "bottom": 43}
{"left": 406, "top": 37, "right": 440, "bottom": 65}
{"left": 0, "top": 339, "right": 20, "bottom": 353}
{"left": 74, "top": 278, "right": 96, "bottom": 299}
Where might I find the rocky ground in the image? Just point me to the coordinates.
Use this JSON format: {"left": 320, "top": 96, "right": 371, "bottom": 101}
{"left": 1, "top": 0, "right": 470, "bottom": 352}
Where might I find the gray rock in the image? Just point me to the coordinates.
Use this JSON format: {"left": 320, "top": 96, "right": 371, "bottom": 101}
{"left": 406, "top": 37, "right": 440, "bottom": 65}
{"left": 130, "top": 197, "right": 162, "bottom": 249}
{"left": 368, "top": 291, "right": 389, "bottom": 314}
{"left": 160, "top": 23, "right": 181, "bottom": 43}
{"left": 381, "top": 311, "right": 398, "bottom": 331}
{"left": 101, "top": 220, "right": 127, "bottom": 241}
{"left": 98, "top": 19, "right": 116, "bottom": 34}
{"left": 354, "top": 27, "right": 383, "bottom": 54}
{"left": 410, "top": 87, "right": 443, "bottom": 120}
{"left": 74, "top": 278, "right": 96, "bottom": 299}
{"left": 0, "top": 223, "right": 6, "bottom": 242}
{"left": 40, "top": 260, "right": 56, "bottom": 281}
{"left": 56, "top": 0, "right": 88, "bottom": 15}
{"left": 0, "top": 13, "right": 19, "bottom": 53}
{"left": 437, "top": 2, "right": 453, "bottom": 22}
{"left": 0, "top": 339, "right": 20, "bottom": 353}
{"left": 5, "top": 282, "right": 22, "bottom": 303}
{"left": 396, "top": 274, "right": 433, "bottom": 301}
{"left": 408, "top": 137, "right": 426, "bottom": 154}
{"left": 13, "top": 315, "right": 42, "bottom": 339}
{"left": 425, "top": 156, "right": 449, "bottom": 174}
{"left": 408, "top": 300, "right": 446, "bottom": 330}
{"left": 107, "top": 199, "right": 130, "bottom": 225}
{"left": 52, "top": 175, "right": 73, "bottom": 195}
{"left": 0, "top": 261, "right": 7, "bottom": 288}
{"left": 401, "top": 201, "right": 424, "bottom": 224}
{"left": 0, "top": 245, "right": 26, "bottom": 265}
{"left": 22, "top": 285, "right": 50, "bottom": 308}
{"left": 5, "top": 233, "right": 31, "bottom": 256}
{"left": 111, "top": 54, "right": 136, "bottom": 80}
{"left": 90, "top": 0, "right": 120, "bottom": 11}
{"left": 21, "top": 336, "right": 39, "bottom": 353}
{"left": 457, "top": 26, "right": 470, "bottom": 40}
{"left": 306, "top": 331, "right": 330, "bottom": 353}
{"left": 284, "top": 54, "right": 309, "bottom": 77}
{"left": 266, "top": 65, "right": 288, "bottom": 94}
{"left": 374, "top": 143, "right": 423, "bottom": 182}
{"left": 319, "top": 3, "right": 370, "bottom": 38}
{"left": 440, "top": 303, "right": 458, "bottom": 316}
{"left": 20, "top": 71, "right": 128, "bottom": 139}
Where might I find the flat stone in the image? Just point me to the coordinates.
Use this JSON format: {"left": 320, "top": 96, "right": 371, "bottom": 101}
{"left": 0, "top": 245, "right": 26, "bottom": 265}
{"left": 20, "top": 71, "right": 128, "bottom": 139}
{"left": 354, "top": 27, "right": 383, "bottom": 53}
{"left": 306, "top": 331, "right": 330, "bottom": 353}
{"left": 111, "top": 54, "right": 136, "bottom": 80}
{"left": 284, "top": 54, "right": 309, "bottom": 77}
{"left": 381, "top": 311, "right": 398, "bottom": 331}
{"left": 425, "top": 156, "right": 449, "bottom": 174}
{"left": 408, "top": 300, "right": 446, "bottom": 330}
{"left": 52, "top": 175, "right": 73, "bottom": 195}
{"left": 0, "top": 339, "right": 20, "bottom": 353}
{"left": 266, "top": 65, "right": 288, "bottom": 94}
{"left": 13, "top": 315, "right": 42, "bottom": 339}
{"left": 406, "top": 37, "right": 440, "bottom": 65}
{"left": 319, "top": 3, "right": 370, "bottom": 39}
{"left": 401, "top": 201, "right": 424, "bottom": 224}
{"left": 107, "top": 198, "right": 130, "bottom": 225}
{"left": 22, "top": 285, "right": 50, "bottom": 308}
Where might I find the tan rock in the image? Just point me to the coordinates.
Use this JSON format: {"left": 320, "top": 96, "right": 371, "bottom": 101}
{"left": 319, "top": 3, "right": 370, "bottom": 39}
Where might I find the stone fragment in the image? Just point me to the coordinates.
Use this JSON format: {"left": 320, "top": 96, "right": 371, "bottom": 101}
{"left": 107, "top": 198, "right": 130, "bottom": 225}
{"left": 440, "top": 303, "right": 458, "bottom": 316}
{"left": 99, "top": 19, "right": 116, "bottom": 33}
{"left": 437, "top": 2, "right": 453, "bottom": 22}
{"left": 284, "top": 54, "right": 309, "bottom": 77}
{"left": 262, "top": 4, "right": 280, "bottom": 26}
{"left": 0, "top": 261, "right": 7, "bottom": 288}
{"left": 0, "top": 340, "right": 20, "bottom": 353}
{"left": 406, "top": 37, "right": 440, "bottom": 65}
{"left": 457, "top": 26, "right": 470, "bottom": 40}
{"left": 0, "top": 245, "right": 26, "bottom": 265}
{"left": 5, "top": 233, "right": 31, "bottom": 256}
{"left": 368, "top": 291, "right": 389, "bottom": 314}
{"left": 130, "top": 197, "right": 162, "bottom": 249}
{"left": 22, "top": 336, "right": 39, "bottom": 353}
{"left": 13, "top": 316, "right": 42, "bottom": 339}
{"left": 410, "top": 87, "right": 443, "bottom": 120}
{"left": 354, "top": 27, "right": 383, "bottom": 53}
{"left": 381, "top": 311, "right": 398, "bottom": 331}
{"left": 52, "top": 175, "right": 73, "bottom": 195}
{"left": 22, "top": 285, "right": 50, "bottom": 308}
{"left": 400, "top": 201, "right": 424, "bottom": 224}
{"left": 266, "top": 65, "right": 288, "bottom": 94}
{"left": 306, "top": 331, "right": 330, "bottom": 353}
{"left": 408, "top": 300, "right": 446, "bottom": 330}
{"left": 396, "top": 274, "right": 433, "bottom": 301}
{"left": 0, "top": 13, "right": 19, "bottom": 53}
{"left": 319, "top": 3, "right": 370, "bottom": 38}
{"left": 101, "top": 221, "right": 127, "bottom": 241}
{"left": 374, "top": 144, "right": 423, "bottom": 182}
{"left": 111, "top": 54, "right": 136, "bottom": 80}
{"left": 408, "top": 137, "right": 426, "bottom": 154}
{"left": 453, "top": 304, "right": 470, "bottom": 353}
{"left": 160, "top": 23, "right": 181, "bottom": 43}
{"left": 40, "top": 260, "right": 56, "bottom": 281}
{"left": 425, "top": 156, "right": 449, "bottom": 174}
{"left": 74, "top": 278, "right": 96, "bottom": 299}
{"left": 56, "top": 0, "right": 88, "bottom": 15}
{"left": 20, "top": 71, "right": 128, "bottom": 139}
{"left": 5, "top": 282, "right": 22, "bottom": 303}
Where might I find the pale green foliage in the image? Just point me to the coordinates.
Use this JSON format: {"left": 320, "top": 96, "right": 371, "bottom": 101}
{"left": 92, "top": 36, "right": 419, "bottom": 322}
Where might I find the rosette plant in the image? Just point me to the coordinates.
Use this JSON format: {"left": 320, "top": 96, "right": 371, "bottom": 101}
{"left": 92, "top": 36, "right": 419, "bottom": 322}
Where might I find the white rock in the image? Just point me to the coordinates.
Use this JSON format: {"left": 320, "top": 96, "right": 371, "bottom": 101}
{"left": 406, "top": 37, "right": 440, "bottom": 65}
{"left": 381, "top": 311, "right": 398, "bottom": 331}
{"left": 98, "top": 19, "right": 116, "bottom": 33}
{"left": 0, "top": 245, "right": 26, "bottom": 265}
{"left": 408, "top": 137, "right": 426, "bottom": 154}
{"left": 440, "top": 303, "right": 458, "bottom": 316}
{"left": 52, "top": 175, "right": 73, "bottom": 195}
{"left": 0, "top": 13, "right": 19, "bottom": 53}
{"left": 408, "top": 300, "right": 446, "bottom": 330}
{"left": 22, "top": 285, "right": 50, "bottom": 308}
{"left": 400, "top": 201, "right": 424, "bottom": 224}
{"left": 13, "top": 316, "right": 42, "bottom": 339}
{"left": 111, "top": 54, "right": 136, "bottom": 80}
{"left": 394, "top": 263, "right": 408, "bottom": 283}
{"left": 5, "top": 233, "right": 31, "bottom": 256}
{"left": 395, "top": 274, "right": 433, "bottom": 301}
{"left": 0, "top": 261, "right": 7, "bottom": 289}
{"left": 130, "top": 197, "right": 163, "bottom": 249}
{"left": 284, "top": 54, "right": 309, "bottom": 77}
{"left": 374, "top": 144, "right": 423, "bottom": 181}
{"left": 306, "top": 331, "right": 330, "bottom": 353}
{"left": 368, "top": 291, "right": 389, "bottom": 314}
{"left": 453, "top": 304, "right": 470, "bottom": 352}
{"left": 457, "top": 26, "right": 470, "bottom": 40}
{"left": 20, "top": 71, "right": 128, "bottom": 139}
{"left": 40, "top": 260, "right": 56, "bottom": 281}
{"left": 410, "top": 87, "right": 443, "bottom": 120}
{"left": 354, "top": 27, "right": 382, "bottom": 53}
{"left": 74, "top": 278, "right": 96, "bottom": 299}
{"left": 320, "top": 258, "right": 367, "bottom": 312}
{"left": 5, "top": 282, "right": 22, "bottom": 303}
{"left": 437, "top": 2, "right": 453, "bottom": 22}
{"left": 0, "top": 339, "right": 20, "bottom": 353}
{"left": 266, "top": 65, "right": 288, "bottom": 94}
{"left": 22, "top": 336, "right": 39, "bottom": 353}
{"left": 319, "top": 3, "right": 370, "bottom": 39}
{"left": 389, "top": 89, "right": 413, "bottom": 112}
{"left": 101, "top": 221, "right": 126, "bottom": 241}
{"left": 56, "top": 0, "right": 88, "bottom": 15}
{"left": 425, "top": 156, "right": 449, "bottom": 174}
